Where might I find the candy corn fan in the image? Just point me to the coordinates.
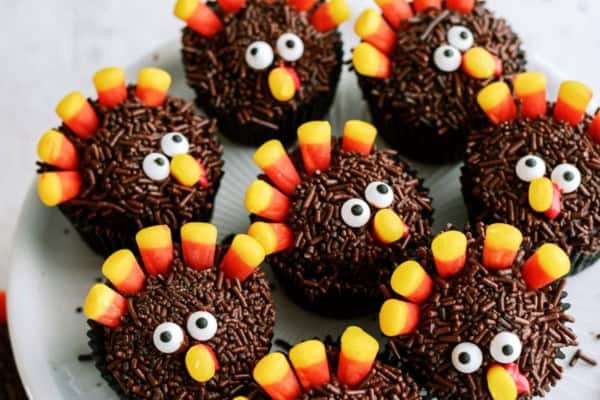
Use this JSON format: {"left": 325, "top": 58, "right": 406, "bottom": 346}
{"left": 7, "top": 1, "right": 600, "bottom": 398}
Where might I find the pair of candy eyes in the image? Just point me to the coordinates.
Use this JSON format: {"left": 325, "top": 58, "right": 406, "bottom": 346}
{"left": 245, "top": 33, "right": 305, "bottom": 70}
{"left": 340, "top": 182, "right": 394, "bottom": 228}
{"left": 142, "top": 132, "right": 190, "bottom": 181}
{"left": 516, "top": 155, "right": 582, "bottom": 193}
{"left": 452, "top": 332, "right": 522, "bottom": 374}
{"left": 153, "top": 311, "right": 217, "bottom": 354}
{"left": 433, "top": 25, "right": 475, "bottom": 72}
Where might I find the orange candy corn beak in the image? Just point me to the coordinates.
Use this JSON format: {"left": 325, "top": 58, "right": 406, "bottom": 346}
{"left": 93, "top": 67, "right": 127, "bottom": 108}
{"left": 245, "top": 180, "right": 291, "bottom": 222}
{"left": 170, "top": 154, "right": 207, "bottom": 187}
{"left": 254, "top": 140, "right": 301, "bottom": 195}
{"left": 390, "top": 260, "right": 433, "bottom": 304}
{"left": 37, "top": 171, "right": 82, "bottom": 207}
{"left": 462, "top": 47, "right": 497, "bottom": 80}
{"left": 413, "top": 0, "right": 441, "bottom": 13}
{"left": 174, "top": 0, "right": 223, "bottom": 37}
{"left": 528, "top": 177, "right": 561, "bottom": 220}
{"left": 254, "top": 353, "right": 302, "bottom": 400}
{"left": 248, "top": 222, "right": 293, "bottom": 255}
{"left": 553, "top": 81, "right": 593, "bottom": 126}
{"left": 0, "top": 291, "right": 6, "bottom": 324}
{"left": 310, "top": 0, "right": 351, "bottom": 33}
{"left": 513, "top": 72, "right": 547, "bottom": 119}
{"left": 446, "top": 0, "right": 475, "bottom": 14}
{"left": 102, "top": 249, "right": 145, "bottom": 294}
{"left": 289, "top": 340, "right": 331, "bottom": 389}
{"left": 297, "top": 121, "right": 332, "bottom": 174}
{"left": 135, "top": 225, "right": 173, "bottom": 276}
{"left": 372, "top": 209, "right": 409, "bottom": 245}
{"left": 590, "top": 111, "right": 600, "bottom": 144}
{"left": 216, "top": 0, "right": 246, "bottom": 14}
{"left": 135, "top": 67, "right": 172, "bottom": 107}
{"left": 483, "top": 223, "right": 523, "bottom": 270}
{"left": 342, "top": 120, "right": 377, "bottom": 155}
{"left": 84, "top": 284, "right": 127, "bottom": 328}
{"left": 477, "top": 82, "right": 517, "bottom": 125}
{"left": 352, "top": 42, "right": 392, "bottom": 79}
{"left": 288, "top": 0, "right": 318, "bottom": 12}
{"left": 337, "top": 326, "right": 379, "bottom": 388}
{"left": 375, "top": 0, "right": 413, "bottom": 30}
{"left": 56, "top": 92, "right": 99, "bottom": 139}
{"left": 355, "top": 9, "right": 396, "bottom": 55}
{"left": 269, "top": 66, "right": 300, "bottom": 102}
{"left": 522, "top": 243, "right": 570, "bottom": 289}
{"left": 37, "top": 130, "right": 79, "bottom": 170}
{"left": 487, "top": 364, "right": 530, "bottom": 400}
{"left": 186, "top": 344, "right": 219, "bottom": 383}
{"left": 220, "top": 234, "right": 265, "bottom": 282}
{"left": 379, "top": 299, "right": 420, "bottom": 336}
{"left": 181, "top": 223, "right": 218, "bottom": 271}
{"left": 431, "top": 230, "right": 468, "bottom": 278}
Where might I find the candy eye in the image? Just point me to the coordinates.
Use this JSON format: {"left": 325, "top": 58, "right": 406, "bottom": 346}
{"left": 447, "top": 26, "right": 474, "bottom": 51}
{"left": 451, "top": 342, "right": 483, "bottom": 374}
{"left": 365, "top": 181, "right": 394, "bottom": 208}
{"left": 515, "top": 154, "right": 546, "bottom": 182}
{"left": 276, "top": 33, "right": 304, "bottom": 62}
{"left": 341, "top": 198, "right": 371, "bottom": 228}
{"left": 433, "top": 45, "right": 462, "bottom": 72}
{"left": 161, "top": 132, "right": 190, "bottom": 157}
{"left": 551, "top": 163, "right": 581, "bottom": 193}
{"left": 143, "top": 153, "right": 170, "bottom": 181}
{"left": 187, "top": 311, "right": 218, "bottom": 342}
{"left": 245, "top": 41, "right": 274, "bottom": 70}
{"left": 490, "top": 332, "right": 522, "bottom": 364}
{"left": 153, "top": 322, "right": 185, "bottom": 354}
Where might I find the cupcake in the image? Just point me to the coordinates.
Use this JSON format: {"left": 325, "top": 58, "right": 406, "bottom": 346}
{"left": 463, "top": 74, "right": 600, "bottom": 274}
{"left": 174, "top": 0, "right": 348, "bottom": 146}
{"left": 246, "top": 326, "right": 422, "bottom": 399}
{"left": 0, "top": 291, "right": 28, "bottom": 399}
{"left": 36, "top": 67, "right": 224, "bottom": 256}
{"left": 245, "top": 119, "right": 433, "bottom": 317}
{"left": 352, "top": 0, "right": 526, "bottom": 163}
{"left": 83, "top": 223, "right": 275, "bottom": 399}
{"left": 379, "top": 223, "right": 576, "bottom": 399}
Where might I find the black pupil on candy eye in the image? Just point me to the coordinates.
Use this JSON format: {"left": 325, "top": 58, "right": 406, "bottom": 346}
{"left": 377, "top": 184, "right": 389, "bottom": 194}
{"left": 172, "top": 135, "right": 182, "bottom": 143}
{"left": 196, "top": 317, "right": 208, "bottom": 329}
{"left": 502, "top": 345, "right": 514, "bottom": 356}
{"left": 286, "top": 40, "right": 295, "bottom": 49}
{"left": 525, "top": 158, "right": 537, "bottom": 168}
{"left": 351, "top": 205, "right": 363, "bottom": 216}
{"left": 444, "top": 48, "right": 454, "bottom": 58}
{"left": 160, "top": 331, "right": 172, "bottom": 343}
{"left": 250, "top": 47, "right": 259, "bottom": 56}
{"left": 154, "top": 157, "right": 165, "bottom": 166}
{"left": 563, "top": 171, "right": 575, "bottom": 181}
{"left": 458, "top": 352, "right": 471, "bottom": 364}
{"left": 460, "top": 31, "right": 469, "bottom": 40}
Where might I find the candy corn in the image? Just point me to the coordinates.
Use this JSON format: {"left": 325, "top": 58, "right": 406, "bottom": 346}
{"left": 181, "top": 223, "right": 218, "bottom": 271}
{"left": 297, "top": 121, "right": 332, "bottom": 174}
{"left": 102, "top": 249, "right": 145, "bottom": 294}
{"left": 288, "top": 0, "right": 318, "bottom": 12}
{"left": 477, "top": 82, "right": 517, "bottom": 125}
{"left": 528, "top": 177, "right": 561, "bottom": 219}
{"left": 170, "top": 154, "right": 202, "bottom": 187}
{"left": 247, "top": 222, "right": 293, "bottom": 255}
{"left": 342, "top": 120, "right": 377, "bottom": 155}
{"left": 487, "top": 364, "right": 518, "bottom": 400}
{"left": 174, "top": 0, "right": 223, "bottom": 37}
{"left": 254, "top": 140, "right": 301, "bottom": 195}
{"left": 56, "top": 92, "right": 99, "bottom": 139}
{"left": 483, "top": 224, "right": 523, "bottom": 270}
{"left": 355, "top": 9, "right": 396, "bottom": 54}
{"left": 390, "top": 261, "right": 433, "bottom": 304}
{"left": 431, "top": 230, "right": 468, "bottom": 278}
{"left": 93, "top": 67, "right": 127, "bottom": 108}
{"left": 522, "top": 244, "right": 570, "bottom": 289}
{"left": 220, "top": 234, "right": 265, "bottom": 282}
{"left": 37, "top": 171, "right": 82, "bottom": 206}
{"left": 84, "top": 284, "right": 127, "bottom": 328}
{"left": 513, "top": 72, "right": 547, "bottom": 119}
{"left": 245, "top": 180, "right": 291, "bottom": 222}
{"left": 553, "top": 81, "right": 593, "bottom": 126}
{"left": 352, "top": 42, "right": 392, "bottom": 79}
{"left": 462, "top": 47, "right": 496, "bottom": 79}
{"left": 309, "top": 0, "right": 351, "bottom": 33}
{"left": 412, "top": 0, "right": 441, "bottom": 13}
{"left": 289, "top": 340, "right": 331, "bottom": 389}
{"left": 135, "top": 225, "right": 173, "bottom": 276}
{"left": 254, "top": 353, "right": 302, "bottom": 400}
{"left": 446, "top": 0, "right": 475, "bottom": 14}
{"left": 217, "top": 0, "right": 246, "bottom": 14}
{"left": 186, "top": 344, "right": 219, "bottom": 383}
{"left": 0, "top": 291, "right": 6, "bottom": 324}
{"left": 375, "top": 0, "right": 412, "bottom": 30}
{"left": 37, "top": 130, "right": 79, "bottom": 170}
{"left": 269, "top": 67, "right": 300, "bottom": 102}
{"left": 590, "top": 110, "right": 600, "bottom": 144}
{"left": 135, "top": 67, "right": 172, "bottom": 107}
{"left": 379, "top": 299, "right": 420, "bottom": 337}
{"left": 372, "top": 209, "right": 408, "bottom": 244}
{"left": 337, "top": 326, "right": 379, "bottom": 387}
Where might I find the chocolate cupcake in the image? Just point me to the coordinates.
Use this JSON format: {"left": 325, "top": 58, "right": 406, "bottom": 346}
{"left": 379, "top": 223, "right": 576, "bottom": 399}
{"left": 463, "top": 74, "right": 600, "bottom": 274}
{"left": 84, "top": 223, "right": 275, "bottom": 399}
{"left": 36, "top": 67, "right": 224, "bottom": 256}
{"left": 244, "top": 119, "right": 433, "bottom": 317}
{"left": 352, "top": 0, "right": 526, "bottom": 163}
{"left": 174, "top": 0, "right": 348, "bottom": 146}
{"left": 0, "top": 291, "right": 28, "bottom": 400}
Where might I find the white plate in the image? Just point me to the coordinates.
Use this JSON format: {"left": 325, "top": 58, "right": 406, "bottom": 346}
{"left": 8, "top": 2, "right": 600, "bottom": 398}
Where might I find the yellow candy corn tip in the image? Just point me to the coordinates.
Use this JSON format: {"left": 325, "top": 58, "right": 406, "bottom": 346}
{"left": 93, "top": 67, "right": 125, "bottom": 91}
{"left": 269, "top": 68, "right": 296, "bottom": 102}
{"left": 355, "top": 9, "right": 381, "bottom": 37}
{"left": 487, "top": 365, "right": 517, "bottom": 400}
{"left": 463, "top": 47, "right": 496, "bottom": 79}
{"left": 514, "top": 72, "right": 547, "bottom": 96}
{"left": 185, "top": 345, "right": 216, "bottom": 383}
{"left": 170, "top": 153, "right": 201, "bottom": 187}
{"left": 297, "top": 121, "right": 331, "bottom": 144}
{"left": 341, "top": 326, "right": 379, "bottom": 362}
{"left": 253, "top": 353, "right": 290, "bottom": 385}
{"left": 138, "top": 67, "right": 172, "bottom": 91}
{"left": 558, "top": 81, "right": 593, "bottom": 109}
{"left": 431, "top": 230, "right": 467, "bottom": 261}
{"left": 245, "top": 180, "right": 278, "bottom": 213}
{"left": 391, "top": 260, "right": 426, "bottom": 297}
{"left": 37, "top": 130, "right": 65, "bottom": 164}
{"left": 181, "top": 222, "right": 218, "bottom": 244}
{"left": 248, "top": 222, "right": 277, "bottom": 254}
{"left": 290, "top": 340, "right": 326, "bottom": 369}
{"left": 231, "top": 234, "right": 266, "bottom": 266}
{"left": 37, "top": 173, "right": 62, "bottom": 207}
{"left": 374, "top": 209, "right": 405, "bottom": 243}
{"left": 352, "top": 43, "right": 383, "bottom": 77}
{"left": 344, "top": 120, "right": 377, "bottom": 142}
{"left": 254, "top": 140, "right": 286, "bottom": 168}
{"left": 83, "top": 284, "right": 116, "bottom": 320}
{"left": 528, "top": 177, "right": 553, "bottom": 212}
{"left": 136, "top": 225, "right": 171, "bottom": 248}
{"left": 102, "top": 249, "right": 137, "bottom": 283}
{"left": 328, "top": 0, "right": 351, "bottom": 24}
{"left": 56, "top": 92, "right": 86, "bottom": 120}
{"left": 535, "top": 244, "right": 570, "bottom": 277}
{"left": 485, "top": 224, "right": 523, "bottom": 250}
{"left": 174, "top": 0, "right": 198, "bottom": 20}
{"left": 477, "top": 82, "right": 511, "bottom": 110}
{"left": 379, "top": 299, "right": 409, "bottom": 337}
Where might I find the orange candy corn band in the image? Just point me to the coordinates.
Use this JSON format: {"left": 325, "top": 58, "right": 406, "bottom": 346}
{"left": 337, "top": 326, "right": 379, "bottom": 388}
{"left": 431, "top": 230, "right": 468, "bottom": 278}
{"left": 375, "top": 0, "right": 413, "bottom": 29}
{"left": 342, "top": 120, "right": 377, "bottom": 155}
{"left": 37, "top": 171, "right": 82, "bottom": 207}
{"left": 56, "top": 92, "right": 99, "bottom": 139}
{"left": 136, "top": 68, "right": 172, "bottom": 107}
{"left": 174, "top": 0, "right": 223, "bottom": 37}
{"left": 310, "top": 0, "right": 351, "bottom": 33}
{"left": 355, "top": 9, "right": 396, "bottom": 55}
{"left": 288, "top": 0, "right": 318, "bottom": 11}
{"left": 477, "top": 82, "right": 517, "bottom": 125}
{"left": 412, "top": 0, "right": 441, "bottom": 13}
{"left": 513, "top": 72, "right": 547, "bottom": 119}
{"left": 0, "top": 291, "right": 6, "bottom": 324}
{"left": 220, "top": 234, "right": 265, "bottom": 282}
{"left": 390, "top": 261, "right": 432, "bottom": 304}
{"left": 84, "top": 284, "right": 127, "bottom": 328}
{"left": 289, "top": 340, "right": 331, "bottom": 389}
{"left": 482, "top": 224, "right": 523, "bottom": 270}
{"left": 93, "top": 67, "right": 127, "bottom": 108}
{"left": 245, "top": 180, "right": 291, "bottom": 222}
{"left": 297, "top": 121, "right": 332, "bottom": 174}
{"left": 136, "top": 225, "right": 174, "bottom": 276}
{"left": 37, "top": 130, "right": 79, "bottom": 171}
{"left": 352, "top": 42, "right": 391, "bottom": 80}
{"left": 254, "top": 353, "right": 302, "bottom": 400}
{"left": 248, "top": 222, "right": 293, "bottom": 255}
{"left": 553, "top": 81, "right": 593, "bottom": 126}
{"left": 217, "top": 0, "right": 246, "bottom": 14}
{"left": 102, "top": 249, "right": 145, "bottom": 294}
{"left": 522, "top": 244, "right": 570, "bottom": 289}
{"left": 254, "top": 140, "right": 301, "bottom": 195}
{"left": 590, "top": 111, "right": 600, "bottom": 144}
{"left": 181, "top": 223, "right": 218, "bottom": 271}
{"left": 446, "top": 0, "right": 475, "bottom": 14}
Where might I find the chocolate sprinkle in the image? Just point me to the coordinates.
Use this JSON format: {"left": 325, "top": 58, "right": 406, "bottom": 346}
{"left": 0, "top": 325, "right": 27, "bottom": 399}
{"left": 569, "top": 349, "right": 598, "bottom": 367}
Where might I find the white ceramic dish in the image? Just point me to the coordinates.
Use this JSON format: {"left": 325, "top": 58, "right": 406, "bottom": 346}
{"left": 8, "top": 2, "right": 600, "bottom": 398}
